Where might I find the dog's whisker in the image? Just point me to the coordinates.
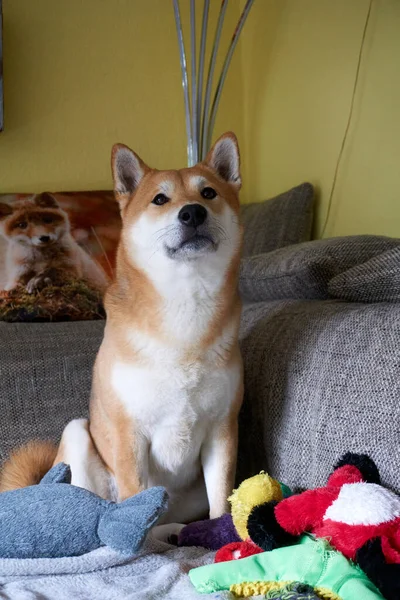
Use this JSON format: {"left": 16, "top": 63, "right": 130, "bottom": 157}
{"left": 151, "top": 224, "right": 176, "bottom": 240}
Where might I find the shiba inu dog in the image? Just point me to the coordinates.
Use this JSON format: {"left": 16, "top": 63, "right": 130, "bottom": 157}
{"left": 0, "top": 193, "right": 109, "bottom": 293}
{"left": 0, "top": 132, "right": 244, "bottom": 525}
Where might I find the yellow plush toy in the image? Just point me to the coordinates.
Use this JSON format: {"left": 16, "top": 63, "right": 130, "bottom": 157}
{"left": 229, "top": 472, "right": 284, "bottom": 541}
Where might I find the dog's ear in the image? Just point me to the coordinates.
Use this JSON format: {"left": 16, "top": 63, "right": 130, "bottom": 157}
{"left": 0, "top": 203, "right": 13, "bottom": 220}
{"left": 34, "top": 193, "right": 59, "bottom": 209}
{"left": 204, "top": 132, "right": 241, "bottom": 190}
{"left": 111, "top": 144, "right": 149, "bottom": 210}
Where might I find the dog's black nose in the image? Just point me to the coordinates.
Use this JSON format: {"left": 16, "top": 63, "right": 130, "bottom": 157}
{"left": 39, "top": 235, "right": 50, "bottom": 243}
{"left": 178, "top": 204, "right": 207, "bottom": 228}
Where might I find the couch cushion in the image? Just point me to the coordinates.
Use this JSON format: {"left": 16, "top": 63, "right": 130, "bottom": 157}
{"left": 237, "top": 299, "right": 400, "bottom": 494}
{"left": 240, "top": 183, "right": 314, "bottom": 258}
{"left": 239, "top": 235, "right": 400, "bottom": 302}
{"left": 0, "top": 321, "right": 104, "bottom": 463}
{"left": 329, "top": 246, "right": 400, "bottom": 303}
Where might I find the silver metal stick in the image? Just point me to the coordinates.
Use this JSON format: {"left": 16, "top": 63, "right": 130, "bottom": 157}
{"left": 207, "top": 0, "right": 255, "bottom": 152}
{"left": 173, "top": 0, "right": 194, "bottom": 166}
{"left": 190, "top": 0, "right": 198, "bottom": 163}
{"left": 201, "top": 0, "right": 228, "bottom": 160}
{"left": 197, "top": 0, "right": 210, "bottom": 161}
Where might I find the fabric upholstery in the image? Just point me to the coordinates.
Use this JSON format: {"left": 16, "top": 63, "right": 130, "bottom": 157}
{"left": 329, "top": 245, "right": 400, "bottom": 303}
{"left": 239, "top": 235, "right": 400, "bottom": 302}
{"left": 0, "top": 320, "right": 103, "bottom": 463}
{"left": 240, "top": 183, "right": 314, "bottom": 258}
{"left": 237, "top": 299, "right": 400, "bottom": 495}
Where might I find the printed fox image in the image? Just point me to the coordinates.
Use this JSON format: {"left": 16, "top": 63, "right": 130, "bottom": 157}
{"left": 0, "top": 193, "right": 109, "bottom": 293}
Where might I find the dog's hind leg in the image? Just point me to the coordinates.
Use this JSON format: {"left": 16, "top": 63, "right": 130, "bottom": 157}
{"left": 55, "top": 418, "right": 113, "bottom": 500}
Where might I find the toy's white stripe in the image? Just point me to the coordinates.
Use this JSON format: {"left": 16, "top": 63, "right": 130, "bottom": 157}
{"left": 324, "top": 482, "right": 400, "bottom": 525}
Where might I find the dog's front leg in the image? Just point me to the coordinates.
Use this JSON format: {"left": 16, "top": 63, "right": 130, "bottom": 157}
{"left": 201, "top": 418, "right": 238, "bottom": 519}
{"left": 113, "top": 428, "right": 149, "bottom": 501}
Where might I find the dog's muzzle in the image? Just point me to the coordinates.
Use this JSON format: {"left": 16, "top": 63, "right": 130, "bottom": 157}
{"left": 165, "top": 204, "right": 218, "bottom": 259}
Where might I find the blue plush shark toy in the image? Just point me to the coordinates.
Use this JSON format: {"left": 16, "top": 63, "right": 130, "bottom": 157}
{"left": 0, "top": 463, "right": 168, "bottom": 559}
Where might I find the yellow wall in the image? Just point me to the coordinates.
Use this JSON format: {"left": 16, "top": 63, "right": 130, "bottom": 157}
{"left": 1, "top": 0, "right": 400, "bottom": 238}
{"left": 0, "top": 0, "right": 243, "bottom": 192}
{"left": 240, "top": 0, "right": 400, "bottom": 238}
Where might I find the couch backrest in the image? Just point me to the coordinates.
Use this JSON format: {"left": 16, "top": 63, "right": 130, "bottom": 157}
{"left": 238, "top": 298, "right": 400, "bottom": 494}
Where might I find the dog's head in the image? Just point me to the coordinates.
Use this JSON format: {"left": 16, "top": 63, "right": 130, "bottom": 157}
{"left": 111, "top": 132, "right": 243, "bottom": 277}
{"left": 0, "top": 193, "right": 70, "bottom": 247}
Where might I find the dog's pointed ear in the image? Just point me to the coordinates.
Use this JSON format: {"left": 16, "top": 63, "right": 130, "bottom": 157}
{"left": 112, "top": 144, "right": 149, "bottom": 210}
{"left": 204, "top": 132, "right": 241, "bottom": 189}
{"left": 34, "top": 193, "right": 59, "bottom": 208}
{"left": 0, "top": 203, "right": 13, "bottom": 220}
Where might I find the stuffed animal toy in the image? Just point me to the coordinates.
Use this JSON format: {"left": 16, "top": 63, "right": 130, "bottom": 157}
{"left": 212, "top": 472, "right": 292, "bottom": 562}
{"left": 189, "top": 534, "right": 384, "bottom": 599}
{"left": 247, "top": 453, "right": 400, "bottom": 600}
{"left": 178, "top": 472, "right": 290, "bottom": 553}
{"left": 230, "top": 472, "right": 291, "bottom": 540}
{"left": 0, "top": 463, "right": 168, "bottom": 558}
{"left": 177, "top": 513, "right": 241, "bottom": 551}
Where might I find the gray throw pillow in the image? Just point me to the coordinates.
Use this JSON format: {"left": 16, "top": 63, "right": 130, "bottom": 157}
{"left": 329, "top": 246, "right": 400, "bottom": 303}
{"left": 241, "top": 183, "right": 314, "bottom": 257}
{"left": 239, "top": 235, "right": 400, "bottom": 302}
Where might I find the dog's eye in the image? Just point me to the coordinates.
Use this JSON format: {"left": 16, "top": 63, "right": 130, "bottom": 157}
{"left": 17, "top": 222, "right": 27, "bottom": 229}
{"left": 201, "top": 187, "right": 217, "bottom": 200}
{"left": 152, "top": 193, "right": 169, "bottom": 206}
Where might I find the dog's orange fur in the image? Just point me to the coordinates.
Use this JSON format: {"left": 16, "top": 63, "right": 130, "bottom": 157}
{"left": 0, "top": 441, "right": 57, "bottom": 491}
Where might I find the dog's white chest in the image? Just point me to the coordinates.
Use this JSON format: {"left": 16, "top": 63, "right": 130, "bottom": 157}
{"left": 111, "top": 349, "right": 239, "bottom": 478}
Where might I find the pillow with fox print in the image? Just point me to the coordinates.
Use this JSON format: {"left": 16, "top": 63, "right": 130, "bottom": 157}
{"left": 0, "top": 191, "right": 121, "bottom": 322}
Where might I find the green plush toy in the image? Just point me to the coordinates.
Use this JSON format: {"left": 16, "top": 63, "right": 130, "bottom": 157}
{"left": 189, "top": 535, "right": 384, "bottom": 599}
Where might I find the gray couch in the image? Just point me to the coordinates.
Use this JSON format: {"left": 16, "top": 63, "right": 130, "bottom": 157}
{"left": 1, "top": 234, "right": 399, "bottom": 497}
{"left": 238, "top": 235, "right": 400, "bottom": 493}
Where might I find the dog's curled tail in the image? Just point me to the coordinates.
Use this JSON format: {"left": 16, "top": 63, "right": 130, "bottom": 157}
{"left": 0, "top": 440, "right": 57, "bottom": 491}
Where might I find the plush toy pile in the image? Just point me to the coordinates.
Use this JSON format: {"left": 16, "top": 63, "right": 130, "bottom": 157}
{"left": 180, "top": 453, "right": 400, "bottom": 600}
{"left": 179, "top": 470, "right": 292, "bottom": 561}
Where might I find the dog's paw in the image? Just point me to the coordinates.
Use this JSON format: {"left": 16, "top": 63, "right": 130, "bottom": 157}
{"left": 26, "top": 275, "right": 51, "bottom": 294}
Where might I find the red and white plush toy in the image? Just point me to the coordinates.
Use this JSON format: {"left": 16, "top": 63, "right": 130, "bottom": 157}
{"left": 247, "top": 453, "right": 400, "bottom": 600}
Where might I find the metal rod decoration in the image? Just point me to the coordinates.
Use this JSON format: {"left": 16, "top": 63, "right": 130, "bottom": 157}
{"left": 190, "top": 0, "right": 198, "bottom": 164}
{"left": 201, "top": 0, "right": 228, "bottom": 160}
{"left": 207, "top": 0, "right": 255, "bottom": 153}
{"left": 173, "top": 0, "right": 255, "bottom": 165}
{"left": 197, "top": 0, "right": 210, "bottom": 159}
{"left": 173, "top": 0, "right": 194, "bottom": 166}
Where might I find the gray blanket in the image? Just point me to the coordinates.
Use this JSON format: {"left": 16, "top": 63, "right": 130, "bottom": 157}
{"left": 0, "top": 538, "right": 232, "bottom": 599}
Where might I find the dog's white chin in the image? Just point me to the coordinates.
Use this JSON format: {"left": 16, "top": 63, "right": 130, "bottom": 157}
{"left": 165, "top": 236, "right": 218, "bottom": 260}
